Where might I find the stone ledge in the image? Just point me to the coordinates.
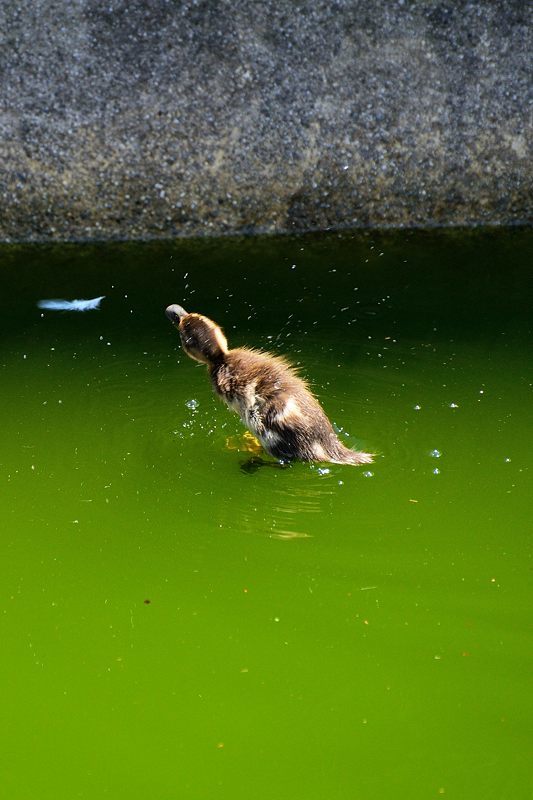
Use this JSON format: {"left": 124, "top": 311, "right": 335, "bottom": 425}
{"left": 0, "top": 1, "right": 530, "bottom": 241}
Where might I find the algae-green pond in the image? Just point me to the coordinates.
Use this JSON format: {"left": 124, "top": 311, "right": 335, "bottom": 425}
{"left": 1, "top": 230, "right": 532, "bottom": 799}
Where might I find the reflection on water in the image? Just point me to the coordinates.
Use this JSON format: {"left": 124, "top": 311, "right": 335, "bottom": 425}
{"left": 211, "top": 457, "right": 339, "bottom": 540}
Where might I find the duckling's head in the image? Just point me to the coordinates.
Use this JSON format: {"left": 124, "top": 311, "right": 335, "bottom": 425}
{"left": 165, "top": 304, "right": 228, "bottom": 366}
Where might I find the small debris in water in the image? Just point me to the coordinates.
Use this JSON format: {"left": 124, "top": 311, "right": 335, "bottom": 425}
{"left": 409, "top": 499, "right": 419, "bottom": 503}
{"left": 414, "top": 404, "right": 421, "bottom": 410}
{"left": 144, "top": 599, "right": 151, "bottom": 604}
{"left": 37, "top": 296, "right": 105, "bottom": 311}
{"left": 317, "top": 467, "right": 330, "bottom": 475}
{"left": 449, "top": 402, "right": 459, "bottom": 408}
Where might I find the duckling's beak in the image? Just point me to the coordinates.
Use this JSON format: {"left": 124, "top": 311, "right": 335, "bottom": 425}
{"left": 165, "top": 304, "right": 188, "bottom": 325}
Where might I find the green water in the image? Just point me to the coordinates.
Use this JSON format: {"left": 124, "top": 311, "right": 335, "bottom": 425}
{"left": 1, "top": 230, "right": 531, "bottom": 799}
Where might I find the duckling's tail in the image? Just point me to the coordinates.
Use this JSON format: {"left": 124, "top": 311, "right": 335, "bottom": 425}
{"left": 332, "top": 445, "right": 374, "bottom": 466}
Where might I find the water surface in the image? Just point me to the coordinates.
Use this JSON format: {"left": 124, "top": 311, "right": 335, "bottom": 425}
{"left": 1, "top": 229, "right": 531, "bottom": 798}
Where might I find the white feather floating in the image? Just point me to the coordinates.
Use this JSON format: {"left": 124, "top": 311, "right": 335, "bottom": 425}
{"left": 37, "top": 296, "right": 105, "bottom": 311}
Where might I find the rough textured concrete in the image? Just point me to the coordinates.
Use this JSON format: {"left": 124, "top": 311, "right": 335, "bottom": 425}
{"left": 0, "top": 1, "right": 530, "bottom": 241}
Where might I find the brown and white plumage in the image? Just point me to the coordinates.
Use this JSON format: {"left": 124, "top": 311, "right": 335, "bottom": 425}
{"left": 165, "top": 304, "right": 373, "bottom": 466}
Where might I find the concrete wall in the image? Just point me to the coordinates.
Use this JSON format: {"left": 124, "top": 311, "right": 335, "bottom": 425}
{"left": 0, "top": 1, "right": 530, "bottom": 241}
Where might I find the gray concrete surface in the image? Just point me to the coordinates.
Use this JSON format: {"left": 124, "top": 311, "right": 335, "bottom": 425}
{"left": 0, "top": 1, "right": 530, "bottom": 241}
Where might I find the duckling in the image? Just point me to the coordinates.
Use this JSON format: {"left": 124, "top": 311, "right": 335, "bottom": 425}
{"left": 165, "top": 304, "right": 374, "bottom": 466}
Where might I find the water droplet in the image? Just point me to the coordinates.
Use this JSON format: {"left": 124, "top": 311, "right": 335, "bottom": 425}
{"left": 414, "top": 404, "right": 421, "bottom": 410}
{"left": 449, "top": 402, "right": 459, "bottom": 408}
{"left": 362, "top": 471, "right": 373, "bottom": 478}
{"left": 186, "top": 399, "right": 199, "bottom": 410}
{"left": 433, "top": 468, "right": 440, "bottom": 475}
{"left": 317, "top": 468, "right": 330, "bottom": 476}
{"left": 430, "top": 449, "right": 442, "bottom": 458}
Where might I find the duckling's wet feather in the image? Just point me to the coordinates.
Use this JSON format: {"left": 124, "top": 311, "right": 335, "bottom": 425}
{"left": 166, "top": 305, "right": 374, "bottom": 466}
